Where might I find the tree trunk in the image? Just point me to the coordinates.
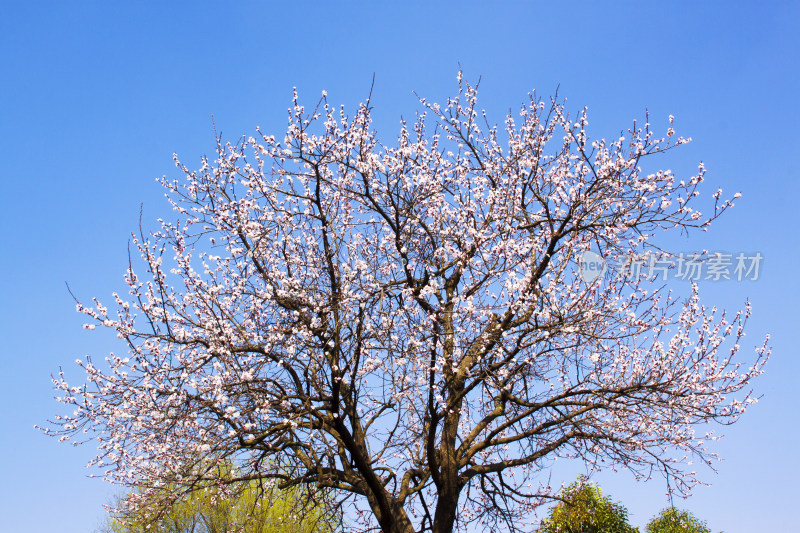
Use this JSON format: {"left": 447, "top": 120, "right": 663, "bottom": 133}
{"left": 431, "top": 493, "right": 458, "bottom": 533}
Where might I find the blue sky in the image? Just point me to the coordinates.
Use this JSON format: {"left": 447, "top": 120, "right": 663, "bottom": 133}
{"left": 1, "top": 2, "right": 797, "bottom": 531}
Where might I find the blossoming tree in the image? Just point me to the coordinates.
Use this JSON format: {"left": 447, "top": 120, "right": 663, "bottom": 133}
{"left": 43, "top": 75, "right": 768, "bottom": 533}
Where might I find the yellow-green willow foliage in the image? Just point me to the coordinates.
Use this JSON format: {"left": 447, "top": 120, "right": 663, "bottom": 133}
{"left": 99, "top": 476, "right": 336, "bottom": 533}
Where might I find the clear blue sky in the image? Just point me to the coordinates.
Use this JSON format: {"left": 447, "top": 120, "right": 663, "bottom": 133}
{"left": 1, "top": 2, "right": 797, "bottom": 531}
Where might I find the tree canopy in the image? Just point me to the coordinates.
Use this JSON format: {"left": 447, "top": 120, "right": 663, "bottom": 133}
{"left": 97, "top": 460, "right": 336, "bottom": 533}
{"left": 645, "top": 507, "right": 712, "bottom": 533}
{"left": 44, "top": 74, "right": 768, "bottom": 533}
{"left": 538, "top": 477, "right": 638, "bottom": 533}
